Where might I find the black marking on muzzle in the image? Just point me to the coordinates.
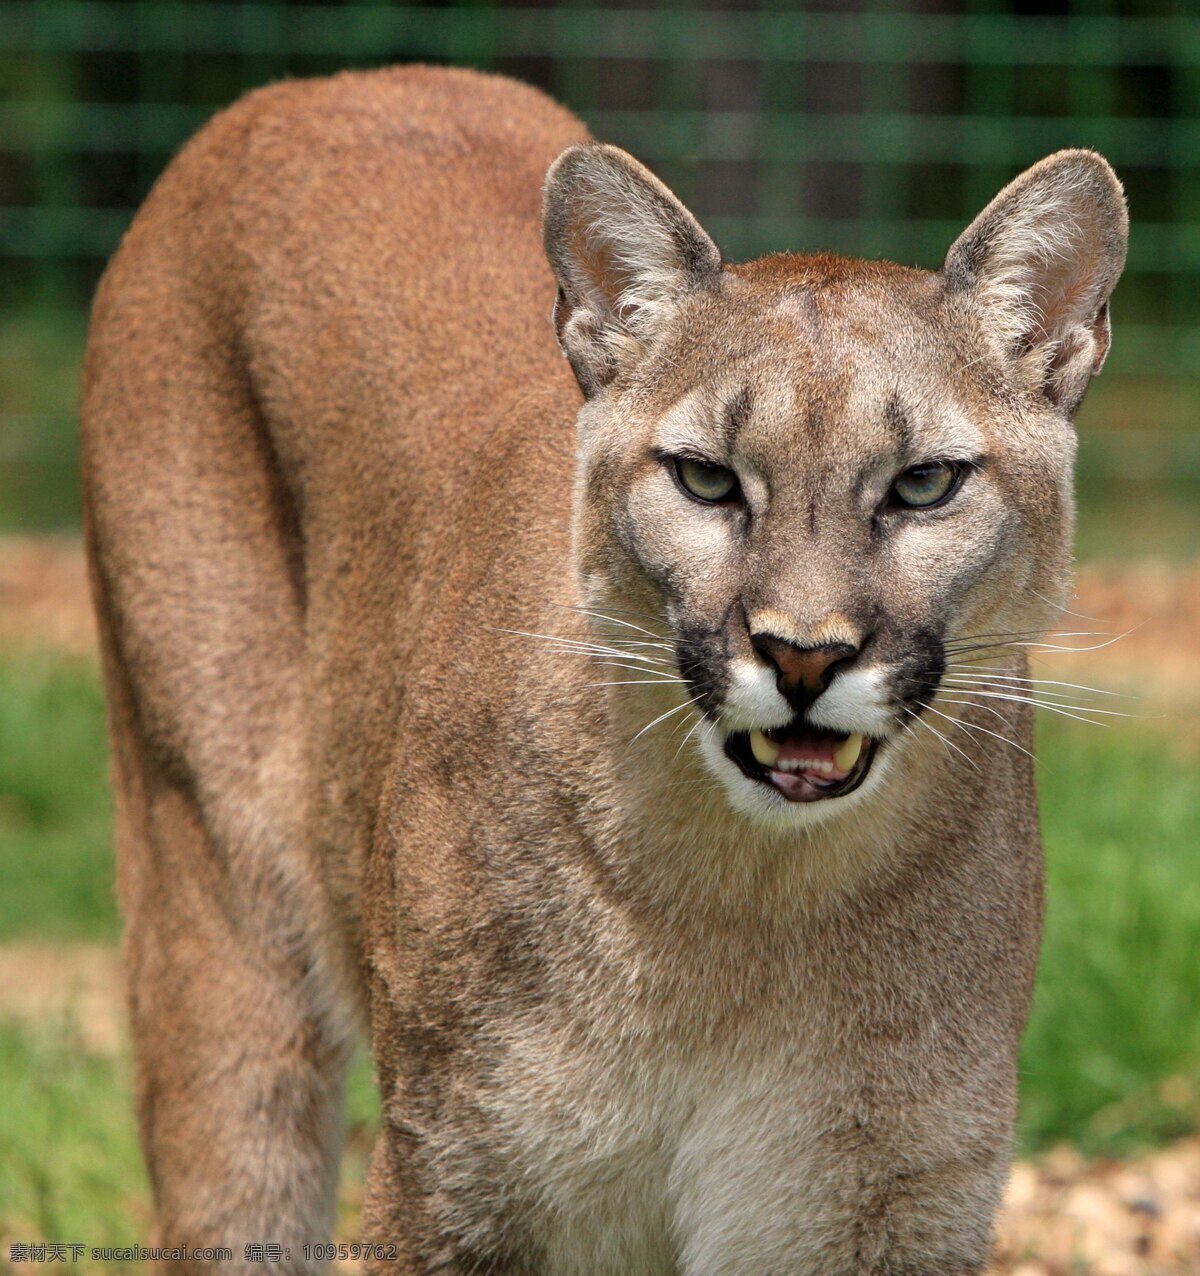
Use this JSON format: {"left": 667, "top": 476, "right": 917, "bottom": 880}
{"left": 674, "top": 615, "right": 732, "bottom": 716}
{"left": 895, "top": 624, "right": 947, "bottom": 721}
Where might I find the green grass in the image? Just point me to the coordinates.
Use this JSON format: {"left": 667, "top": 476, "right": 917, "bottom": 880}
{"left": 1075, "top": 474, "right": 1200, "bottom": 562}
{"left": 0, "top": 1018, "right": 380, "bottom": 1253}
{"left": 0, "top": 651, "right": 115, "bottom": 941}
{"left": 0, "top": 1019, "right": 146, "bottom": 1261}
{"left": 1021, "top": 712, "right": 1200, "bottom": 1156}
{"left": 1, "top": 646, "right": 1198, "bottom": 1246}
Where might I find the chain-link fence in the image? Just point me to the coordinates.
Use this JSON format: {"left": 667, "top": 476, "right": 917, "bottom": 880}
{"left": 3, "top": 1, "right": 1198, "bottom": 539}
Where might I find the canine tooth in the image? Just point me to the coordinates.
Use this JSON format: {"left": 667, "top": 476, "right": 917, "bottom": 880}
{"left": 834, "top": 732, "right": 864, "bottom": 771}
{"left": 750, "top": 729, "right": 780, "bottom": 767}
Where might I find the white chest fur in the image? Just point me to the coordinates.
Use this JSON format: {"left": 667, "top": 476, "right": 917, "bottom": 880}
{"left": 486, "top": 1011, "right": 874, "bottom": 1274}
{"left": 471, "top": 949, "right": 1006, "bottom": 1276}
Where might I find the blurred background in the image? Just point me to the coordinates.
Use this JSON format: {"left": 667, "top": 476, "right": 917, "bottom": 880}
{"left": 4, "top": 0, "right": 1200, "bottom": 549}
{"left": 1, "top": 2, "right": 1198, "bottom": 1272}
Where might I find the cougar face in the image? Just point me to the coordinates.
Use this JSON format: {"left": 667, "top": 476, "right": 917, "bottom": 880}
{"left": 545, "top": 145, "right": 1124, "bottom": 824}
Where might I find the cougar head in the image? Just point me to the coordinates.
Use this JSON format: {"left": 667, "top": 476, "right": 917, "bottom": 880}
{"left": 542, "top": 144, "right": 1127, "bottom": 824}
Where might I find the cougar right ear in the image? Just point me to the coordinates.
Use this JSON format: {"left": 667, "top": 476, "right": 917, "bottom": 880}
{"left": 542, "top": 144, "right": 722, "bottom": 396}
{"left": 943, "top": 150, "right": 1128, "bottom": 415}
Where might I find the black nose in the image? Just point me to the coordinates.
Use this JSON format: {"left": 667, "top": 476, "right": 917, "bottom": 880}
{"left": 750, "top": 634, "right": 859, "bottom": 711}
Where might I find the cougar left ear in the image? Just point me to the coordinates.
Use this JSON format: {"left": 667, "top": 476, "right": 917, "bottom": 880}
{"left": 943, "top": 150, "right": 1128, "bottom": 414}
{"left": 542, "top": 143, "right": 722, "bottom": 396}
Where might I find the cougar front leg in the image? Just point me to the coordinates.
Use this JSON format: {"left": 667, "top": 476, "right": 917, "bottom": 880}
{"left": 119, "top": 763, "right": 354, "bottom": 1273}
{"left": 358, "top": 1098, "right": 531, "bottom": 1275}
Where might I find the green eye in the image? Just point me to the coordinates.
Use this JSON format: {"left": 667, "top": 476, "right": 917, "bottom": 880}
{"left": 890, "top": 461, "right": 960, "bottom": 509}
{"left": 675, "top": 458, "right": 739, "bottom": 504}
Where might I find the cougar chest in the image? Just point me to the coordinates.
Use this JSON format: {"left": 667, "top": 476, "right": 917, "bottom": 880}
{"left": 478, "top": 961, "right": 839, "bottom": 1273}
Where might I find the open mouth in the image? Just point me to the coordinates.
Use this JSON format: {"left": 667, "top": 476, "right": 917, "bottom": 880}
{"left": 724, "top": 721, "right": 879, "bottom": 803}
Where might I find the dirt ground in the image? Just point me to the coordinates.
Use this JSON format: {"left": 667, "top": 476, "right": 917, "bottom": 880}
{"left": 2, "top": 535, "right": 1199, "bottom": 1272}
{"left": 0, "top": 535, "right": 97, "bottom": 655}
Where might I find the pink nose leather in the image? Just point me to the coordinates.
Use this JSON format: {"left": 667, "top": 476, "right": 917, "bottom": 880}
{"left": 752, "top": 636, "right": 858, "bottom": 695}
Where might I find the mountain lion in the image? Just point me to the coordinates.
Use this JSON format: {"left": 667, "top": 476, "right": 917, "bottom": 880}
{"left": 82, "top": 66, "right": 1126, "bottom": 1274}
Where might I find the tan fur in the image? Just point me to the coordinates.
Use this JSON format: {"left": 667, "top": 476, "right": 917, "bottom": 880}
{"left": 82, "top": 66, "right": 1127, "bottom": 1274}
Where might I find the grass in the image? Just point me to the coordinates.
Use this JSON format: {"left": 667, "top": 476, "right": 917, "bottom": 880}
{"left": 0, "top": 1019, "right": 146, "bottom": 1262}
{"left": 0, "top": 652, "right": 116, "bottom": 942}
{"left": 0, "top": 646, "right": 1197, "bottom": 1244}
{"left": 1023, "top": 711, "right": 1200, "bottom": 1156}
{"left": 0, "top": 1017, "right": 381, "bottom": 1255}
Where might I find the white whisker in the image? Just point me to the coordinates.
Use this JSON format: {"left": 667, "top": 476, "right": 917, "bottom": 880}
{"left": 946, "top": 628, "right": 1063, "bottom": 645}
{"left": 672, "top": 712, "right": 708, "bottom": 761}
{"left": 1023, "top": 629, "right": 1116, "bottom": 640}
{"left": 588, "top": 661, "right": 681, "bottom": 679}
{"left": 565, "top": 606, "right": 669, "bottom": 641}
{"left": 937, "top": 687, "right": 1012, "bottom": 724}
{"left": 941, "top": 677, "right": 1122, "bottom": 706}
{"left": 939, "top": 685, "right": 1136, "bottom": 719}
{"left": 944, "top": 626, "right": 1122, "bottom": 653}
{"left": 495, "top": 627, "right": 667, "bottom": 664}
{"left": 1028, "top": 585, "right": 1106, "bottom": 623}
{"left": 1010, "top": 623, "right": 1144, "bottom": 654}
{"left": 554, "top": 600, "right": 668, "bottom": 628}
{"left": 943, "top": 666, "right": 1130, "bottom": 698}
{"left": 938, "top": 693, "right": 1113, "bottom": 730}
{"left": 585, "top": 679, "right": 686, "bottom": 689}
{"left": 629, "top": 696, "right": 704, "bottom": 746}
{"left": 903, "top": 706, "right": 980, "bottom": 772}
{"left": 924, "top": 702, "right": 1038, "bottom": 762}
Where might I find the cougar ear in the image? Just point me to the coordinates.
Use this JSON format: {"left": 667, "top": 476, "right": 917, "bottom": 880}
{"left": 943, "top": 150, "right": 1128, "bottom": 414}
{"left": 542, "top": 143, "right": 722, "bottom": 396}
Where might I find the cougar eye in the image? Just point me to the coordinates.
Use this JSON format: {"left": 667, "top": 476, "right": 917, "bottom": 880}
{"left": 890, "top": 460, "right": 960, "bottom": 509}
{"left": 674, "top": 458, "right": 740, "bottom": 504}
